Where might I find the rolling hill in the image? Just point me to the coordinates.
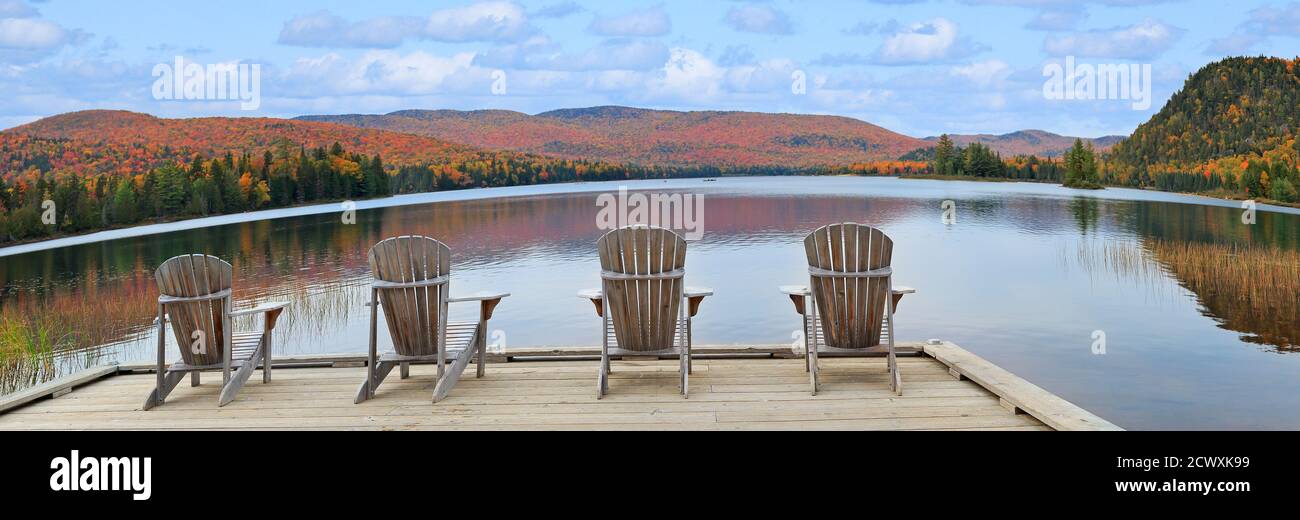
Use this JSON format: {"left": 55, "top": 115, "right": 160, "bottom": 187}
{"left": 0, "top": 110, "right": 581, "bottom": 182}
{"left": 1107, "top": 56, "right": 1300, "bottom": 171}
{"left": 298, "top": 106, "right": 930, "bottom": 168}
{"left": 925, "top": 130, "right": 1124, "bottom": 157}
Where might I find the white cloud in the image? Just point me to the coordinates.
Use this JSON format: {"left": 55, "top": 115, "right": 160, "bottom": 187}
{"left": 1208, "top": 2, "right": 1300, "bottom": 55}
{"left": 0, "top": 17, "right": 67, "bottom": 50}
{"left": 1207, "top": 33, "right": 1261, "bottom": 55}
{"left": 875, "top": 18, "right": 983, "bottom": 65}
{"left": 588, "top": 6, "right": 671, "bottom": 37}
{"left": 278, "top": 11, "right": 425, "bottom": 48}
{"left": 1025, "top": 7, "right": 1086, "bottom": 31}
{"left": 724, "top": 58, "right": 798, "bottom": 93}
{"left": 961, "top": 0, "right": 1173, "bottom": 5}
{"left": 426, "top": 1, "right": 532, "bottom": 42}
{"left": 532, "top": 1, "right": 584, "bottom": 19}
{"left": 0, "top": 0, "right": 36, "bottom": 19}
{"left": 1043, "top": 19, "right": 1183, "bottom": 59}
{"left": 479, "top": 38, "right": 669, "bottom": 71}
{"left": 282, "top": 51, "right": 481, "bottom": 96}
{"left": 278, "top": 2, "right": 533, "bottom": 48}
{"left": 643, "top": 48, "right": 723, "bottom": 103}
{"left": 724, "top": 5, "right": 793, "bottom": 35}
{"left": 950, "top": 60, "right": 1011, "bottom": 87}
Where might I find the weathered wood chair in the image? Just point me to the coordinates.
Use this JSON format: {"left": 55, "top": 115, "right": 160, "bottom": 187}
{"left": 779, "top": 223, "right": 915, "bottom": 396}
{"left": 578, "top": 227, "right": 713, "bottom": 399}
{"left": 355, "top": 236, "right": 509, "bottom": 404}
{"left": 145, "top": 254, "right": 287, "bottom": 410}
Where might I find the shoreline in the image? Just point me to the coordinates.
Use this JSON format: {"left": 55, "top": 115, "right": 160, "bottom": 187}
{"left": 3, "top": 174, "right": 1298, "bottom": 257}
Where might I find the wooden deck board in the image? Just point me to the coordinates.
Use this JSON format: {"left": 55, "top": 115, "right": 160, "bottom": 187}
{"left": 0, "top": 356, "right": 1047, "bottom": 431}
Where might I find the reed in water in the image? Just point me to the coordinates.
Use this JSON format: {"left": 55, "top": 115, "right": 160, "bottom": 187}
{"left": 1071, "top": 237, "right": 1299, "bottom": 349}
{"left": 1144, "top": 239, "right": 1299, "bottom": 349}
{"left": 0, "top": 315, "right": 62, "bottom": 394}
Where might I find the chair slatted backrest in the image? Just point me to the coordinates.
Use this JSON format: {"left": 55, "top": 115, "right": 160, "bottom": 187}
{"left": 598, "top": 227, "right": 687, "bottom": 352}
{"left": 804, "top": 223, "right": 894, "bottom": 349}
{"left": 369, "top": 236, "right": 451, "bottom": 357}
{"left": 155, "top": 254, "right": 233, "bottom": 366}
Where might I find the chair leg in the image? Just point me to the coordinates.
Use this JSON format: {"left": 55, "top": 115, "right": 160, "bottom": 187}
{"left": 809, "top": 345, "right": 819, "bottom": 396}
{"left": 357, "top": 292, "right": 380, "bottom": 404}
{"left": 680, "top": 353, "right": 689, "bottom": 399}
{"left": 143, "top": 370, "right": 186, "bottom": 411}
{"left": 355, "top": 361, "right": 397, "bottom": 404}
{"left": 190, "top": 372, "right": 200, "bottom": 387}
{"left": 597, "top": 352, "right": 609, "bottom": 399}
{"left": 400, "top": 362, "right": 410, "bottom": 379}
{"left": 475, "top": 323, "right": 486, "bottom": 379}
{"left": 262, "top": 332, "right": 272, "bottom": 384}
{"left": 219, "top": 348, "right": 263, "bottom": 407}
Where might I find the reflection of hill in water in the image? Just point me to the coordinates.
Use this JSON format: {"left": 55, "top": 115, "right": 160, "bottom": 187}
{"left": 0, "top": 190, "right": 925, "bottom": 393}
{"left": 1073, "top": 238, "right": 1299, "bottom": 351}
{"left": 1122, "top": 199, "right": 1298, "bottom": 351}
{"left": 1146, "top": 240, "right": 1298, "bottom": 351}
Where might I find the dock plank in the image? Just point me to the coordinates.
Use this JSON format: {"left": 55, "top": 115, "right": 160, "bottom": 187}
{"left": 923, "top": 341, "right": 1123, "bottom": 431}
{"left": 0, "top": 356, "right": 1051, "bottom": 431}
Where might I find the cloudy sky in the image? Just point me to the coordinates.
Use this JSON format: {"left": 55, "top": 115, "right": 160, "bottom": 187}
{"left": 2, "top": 0, "right": 1297, "bottom": 137}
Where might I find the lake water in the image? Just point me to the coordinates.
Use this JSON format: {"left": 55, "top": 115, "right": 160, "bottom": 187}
{"left": 2, "top": 176, "right": 1298, "bottom": 429}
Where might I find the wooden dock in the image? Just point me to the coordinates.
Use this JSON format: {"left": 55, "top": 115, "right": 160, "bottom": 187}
{"left": 0, "top": 341, "right": 1120, "bottom": 431}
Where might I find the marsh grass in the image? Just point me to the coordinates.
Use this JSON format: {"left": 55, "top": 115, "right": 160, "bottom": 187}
{"left": 0, "top": 314, "right": 67, "bottom": 394}
{"left": 1144, "top": 239, "right": 1300, "bottom": 349}
{"left": 1073, "top": 237, "right": 1300, "bottom": 350}
{"left": 0, "top": 280, "right": 155, "bottom": 395}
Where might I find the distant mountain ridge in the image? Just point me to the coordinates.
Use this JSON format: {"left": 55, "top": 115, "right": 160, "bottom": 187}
{"left": 924, "top": 130, "right": 1125, "bottom": 157}
{"left": 298, "top": 106, "right": 930, "bottom": 168}
{"left": 0, "top": 110, "right": 573, "bottom": 181}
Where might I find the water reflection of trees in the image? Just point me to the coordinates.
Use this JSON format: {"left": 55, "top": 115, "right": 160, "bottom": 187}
{"left": 1072, "top": 237, "right": 1299, "bottom": 352}
{"left": 0, "top": 190, "right": 928, "bottom": 393}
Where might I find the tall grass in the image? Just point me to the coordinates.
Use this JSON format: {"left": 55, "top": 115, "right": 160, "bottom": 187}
{"left": 1073, "top": 237, "right": 1300, "bottom": 350}
{"left": 0, "top": 278, "right": 156, "bottom": 395}
{"left": 1144, "top": 239, "right": 1299, "bottom": 349}
{"left": 0, "top": 314, "right": 67, "bottom": 394}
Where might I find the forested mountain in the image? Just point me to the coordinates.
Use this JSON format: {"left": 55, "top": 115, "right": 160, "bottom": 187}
{"left": 926, "top": 130, "right": 1124, "bottom": 157}
{"left": 4, "top": 110, "right": 480, "bottom": 177}
{"left": 0, "top": 111, "right": 714, "bottom": 244}
{"left": 299, "top": 106, "right": 929, "bottom": 167}
{"left": 1108, "top": 57, "right": 1300, "bottom": 169}
{"left": 1104, "top": 56, "right": 1300, "bottom": 202}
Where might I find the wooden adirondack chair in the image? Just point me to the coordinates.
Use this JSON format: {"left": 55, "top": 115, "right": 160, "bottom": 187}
{"left": 145, "top": 254, "right": 287, "bottom": 410}
{"left": 355, "top": 236, "right": 509, "bottom": 404}
{"left": 578, "top": 227, "right": 713, "bottom": 399}
{"left": 779, "top": 223, "right": 916, "bottom": 396}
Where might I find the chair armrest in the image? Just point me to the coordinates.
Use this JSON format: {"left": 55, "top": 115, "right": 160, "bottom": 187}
{"left": 230, "top": 301, "right": 289, "bottom": 318}
{"left": 684, "top": 286, "right": 713, "bottom": 299}
{"left": 448, "top": 291, "right": 511, "bottom": 303}
{"left": 684, "top": 286, "right": 713, "bottom": 318}
{"left": 449, "top": 292, "right": 509, "bottom": 321}
{"left": 577, "top": 288, "right": 712, "bottom": 317}
{"left": 891, "top": 285, "right": 915, "bottom": 310}
{"left": 231, "top": 301, "right": 289, "bottom": 331}
{"left": 578, "top": 289, "right": 604, "bottom": 317}
{"left": 779, "top": 285, "right": 810, "bottom": 315}
{"left": 779, "top": 285, "right": 810, "bottom": 296}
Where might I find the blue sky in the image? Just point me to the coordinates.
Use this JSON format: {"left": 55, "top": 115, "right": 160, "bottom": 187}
{"left": 1, "top": 0, "right": 1297, "bottom": 137}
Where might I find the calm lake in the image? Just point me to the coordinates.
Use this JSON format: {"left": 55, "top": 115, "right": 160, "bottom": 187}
{"left": 2, "top": 176, "right": 1298, "bottom": 429}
